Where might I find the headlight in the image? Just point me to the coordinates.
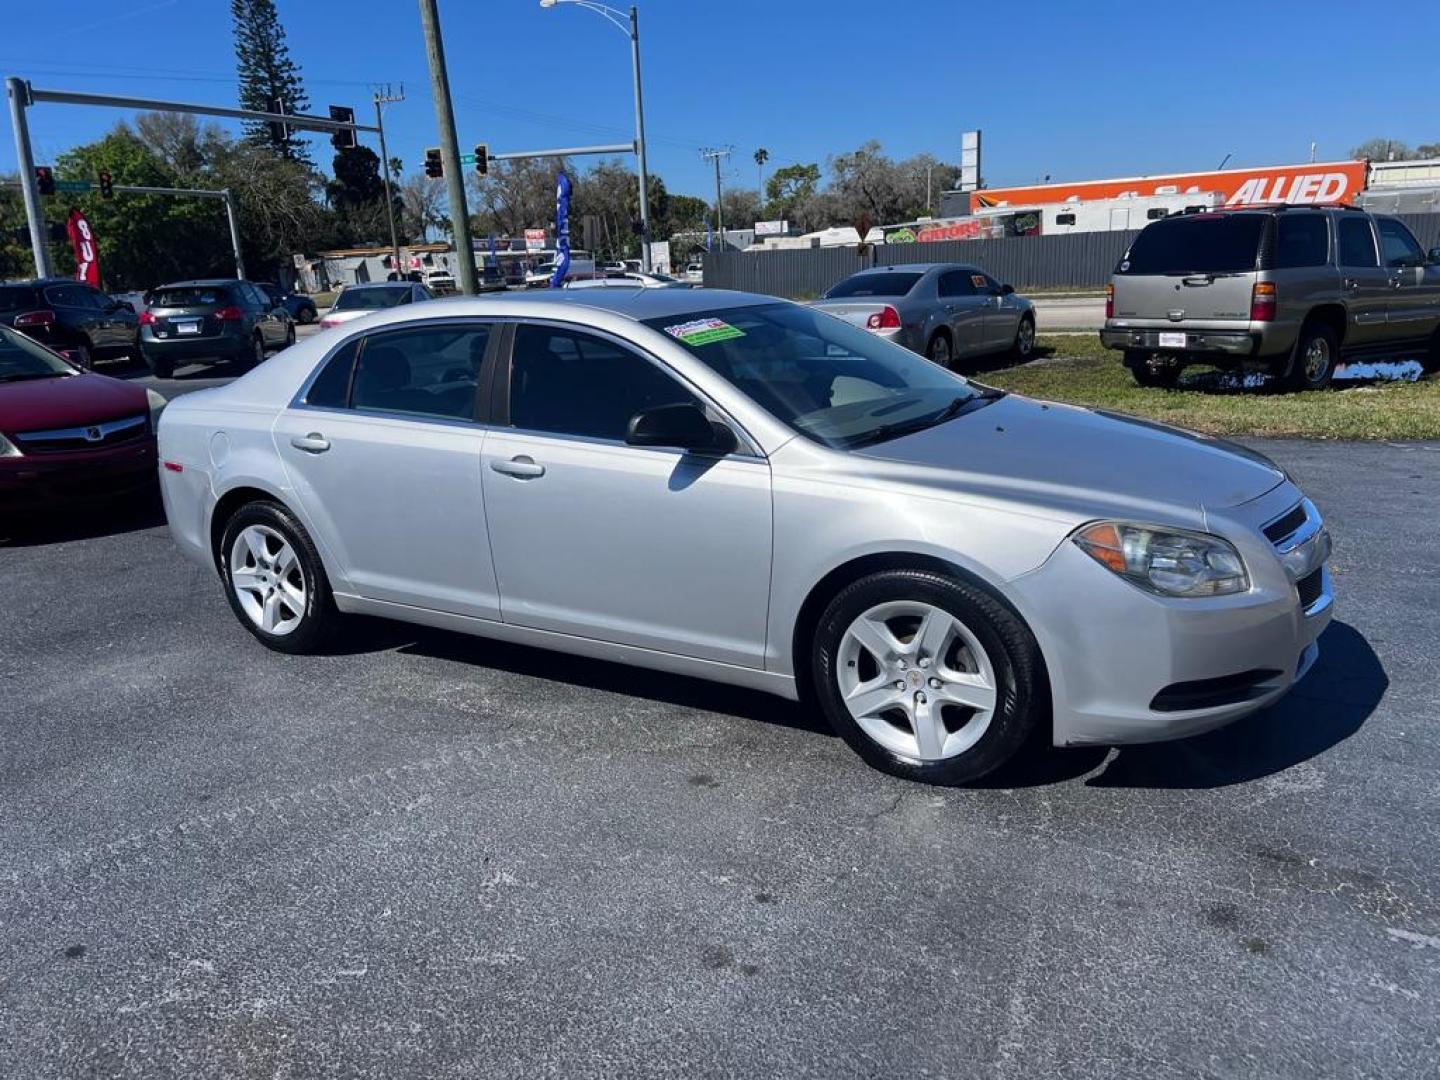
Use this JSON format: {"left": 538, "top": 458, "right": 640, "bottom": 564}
{"left": 1073, "top": 522, "right": 1248, "bottom": 598}
{"left": 146, "top": 388, "right": 167, "bottom": 431}
{"left": 0, "top": 432, "right": 21, "bottom": 458}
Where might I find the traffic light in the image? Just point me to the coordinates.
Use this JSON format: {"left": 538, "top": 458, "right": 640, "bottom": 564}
{"left": 98, "top": 169, "right": 114, "bottom": 199}
{"left": 329, "top": 105, "right": 356, "bottom": 150}
{"left": 474, "top": 144, "right": 488, "bottom": 176}
{"left": 266, "top": 94, "right": 288, "bottom": 146}
{"left": 47, "top": 222, "right": 67, "bottom": 243}
{"left": 424, "top": 147, "right": 443, "bottom": 178}
{"left": 35, "top": 166, "right": 55, "bottom": 196}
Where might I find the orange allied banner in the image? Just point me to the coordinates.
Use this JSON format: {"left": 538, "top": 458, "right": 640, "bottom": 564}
{"left": 973, "top": 160, "right": 1370, "bottom": 210}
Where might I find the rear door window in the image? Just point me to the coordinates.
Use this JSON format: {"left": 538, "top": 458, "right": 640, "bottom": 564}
{"left": 350, "top": 324, "right": 491, "bottom": 420}
{"left": 1337, "top": 218, "right": 1378, "bottom": 268}
{"left": 1376, "top": 217, "right": 1425, "bottom": 268}
{"left": 937, "top": 271, "right": 976, "bottom": 298}
{"left": 45, "top": 284, "right": 94, "bottom": 308}
{"left": 1120, "top": 215, "right": 1265, "bottom": 274}
{"left": 1274, "top": 214, "right": 1330, "bottom": 268}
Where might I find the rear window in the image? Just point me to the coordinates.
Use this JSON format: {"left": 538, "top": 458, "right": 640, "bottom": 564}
{"left": 825, "top": 272, "right": 923, "bottom": 299}
{"left": 333, "top": 286, "right": 410, "bottom": 311}
{"left": 0, "top": 286, "right": 40, "bottom": 310}
{"left": 151, "top": 285, "right": 232, "bottom": 307}
{"left": 1119, "top": 215, "right": 1265, "bottom": 275}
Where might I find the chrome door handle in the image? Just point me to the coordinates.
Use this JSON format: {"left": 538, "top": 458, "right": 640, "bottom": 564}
{"left": 290, "top": 432, "right": 330, "bottom": 454}
{"left": 491, "top": 455, "right": 545, "bottom": 479}
{"left": 1343, "top": 278, "right": 1360, "bottom": 292}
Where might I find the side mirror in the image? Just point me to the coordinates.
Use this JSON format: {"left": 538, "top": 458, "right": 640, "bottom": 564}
{"left": 626, "top": 402, "right": 735, "bottom": 453}
{"left": 1429, "top": 247, "right": 1440, "bottom": 266}
{"left": 1000, "top": 283, "right": 1016, "bottom": 295}
{"left": 119, "top": 300, "right": 135, "bottom": 314}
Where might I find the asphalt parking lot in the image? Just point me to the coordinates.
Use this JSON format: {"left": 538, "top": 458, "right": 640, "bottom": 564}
{"left": 3, "top": 436, "right": 1438, "bottom": 1079}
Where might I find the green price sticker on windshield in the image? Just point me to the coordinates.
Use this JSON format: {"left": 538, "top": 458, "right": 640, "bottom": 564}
{"left": 664, "top": 318, "right": 745, "bottom": 346}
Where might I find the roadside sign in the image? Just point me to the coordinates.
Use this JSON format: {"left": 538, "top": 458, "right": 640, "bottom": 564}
{"left": 459, "top": 153, "right": 476, "bottom": 165}
{"left": 524, "top": 228, "right": 546, "bottom": 251}
{"left": 54, "top": 179, "right": 93, "bottom": 194}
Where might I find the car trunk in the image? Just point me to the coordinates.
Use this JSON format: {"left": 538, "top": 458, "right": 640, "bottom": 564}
{"left": 809, "top": 298, "right": 895, "bottom": 329}
{"left": 147, "top": 286, "right": 236, "bottom": 341}
{"left": 1112, "top": 214, "right": 1265, "bottom": 326}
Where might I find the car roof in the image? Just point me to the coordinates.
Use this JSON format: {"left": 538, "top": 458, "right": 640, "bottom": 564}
{"left": 851, "top": 263, "right": 977, "bottom": 274}
{"left": 445, "top": 288, "right": 772, "bottom": 321}
{"left": 1, "top": 277, "right": 92, "bottom": 288}
{"left": 153, "top": 279, "right": 240, "bottom": 288}
{"left": 346, "top": 281, "right": 418, "bottom": 289}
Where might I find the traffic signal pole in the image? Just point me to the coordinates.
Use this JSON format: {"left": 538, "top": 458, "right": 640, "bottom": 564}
{"left": 6, "top": 76, "right": 51, "bottom": 277}
{"left": 416, "top": 0, "right": 478, "bottom": 295}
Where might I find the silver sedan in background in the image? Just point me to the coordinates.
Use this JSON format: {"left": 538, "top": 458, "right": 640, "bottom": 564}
{"left": 811, "top": 262, "right": 1036, "bottom": 367}
{"left": 158, "top": 288, "right": 1331, "bottom": 786}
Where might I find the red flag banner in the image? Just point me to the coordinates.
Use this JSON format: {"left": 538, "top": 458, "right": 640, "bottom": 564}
{"left": 66, "top": 209, "right": 101, "bottom": 287}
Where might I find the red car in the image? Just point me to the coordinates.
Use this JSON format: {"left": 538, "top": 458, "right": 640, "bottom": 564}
{"left": 0, "top": 325, "right": 162, "bottom": 508}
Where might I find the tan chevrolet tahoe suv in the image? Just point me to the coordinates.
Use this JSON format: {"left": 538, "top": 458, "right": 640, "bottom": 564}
{"left": 1100, "top": 205, "right": 1440, "bottom": 390}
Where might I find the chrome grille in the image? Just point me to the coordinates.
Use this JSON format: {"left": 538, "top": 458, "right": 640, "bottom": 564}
{"left": 14, "top": 413, "right": 148, "bottom": 453}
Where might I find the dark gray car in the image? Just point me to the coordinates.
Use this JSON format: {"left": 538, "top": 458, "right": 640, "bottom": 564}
{"left": 811, "top": 263, "right": 1036, "bottom": 367}
{"left": 1101, "top": 206, "right": 1440, "bottom": 390}
{"left": 139, "top": 279, "right": 294, "bottom": 378}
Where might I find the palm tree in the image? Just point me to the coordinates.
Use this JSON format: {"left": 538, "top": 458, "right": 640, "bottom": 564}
{"left": 754, "top": 148, "right": 770, "bottom": 203}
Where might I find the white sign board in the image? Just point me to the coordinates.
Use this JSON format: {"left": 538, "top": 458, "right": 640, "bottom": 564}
{"left": 754, "top": 220, "right": 789, "bottom": 236}
{"left": 960, "top": 130, "right": 982, "bottom": 193}
{"left": 524, "top": 228, "right": 546, "bottom": 251}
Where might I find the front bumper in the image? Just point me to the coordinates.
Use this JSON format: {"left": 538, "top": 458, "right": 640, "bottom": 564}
{"left": 0, "top": 438, "right": 157, "bottom": 507}
{"left": 1101, "top": 326, "right": 1260, "bottom": 357}
{"left": 1010, "top": 484, "right": 1333, "bottom": 746}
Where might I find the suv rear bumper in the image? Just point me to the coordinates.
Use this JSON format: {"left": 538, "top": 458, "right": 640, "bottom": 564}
{"left": 1100, "top": 326, "right": 1260, "bottom": 357}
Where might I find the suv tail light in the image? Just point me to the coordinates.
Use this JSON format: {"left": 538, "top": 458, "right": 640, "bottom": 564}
{"left": 13, "top": 309, "right": 55, "bottom": 328}
{"left": 1250, "top": 282, "right": 1277, "bottom": 322}
{"left": 1104, "top": 284, "right": 1115, "bottom": 319}
{"left": 213, "top": 305, "right": 244, "bottom": 322}
{"left": 865, "top": 305, "right": 902, "bottom": 330}
{"left": 138, "top": 310, "right": 157, "bottom": 326}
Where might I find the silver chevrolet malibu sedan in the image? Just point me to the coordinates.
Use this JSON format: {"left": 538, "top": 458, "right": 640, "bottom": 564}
{"left": 158, "top": 289, "right": 1333, "bottom": 785}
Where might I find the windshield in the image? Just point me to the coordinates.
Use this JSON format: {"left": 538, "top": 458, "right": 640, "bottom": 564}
{"left": 0, "top": 326, "right": 75, "bottom": 381}
{"left": 824, "top": 272, "right": 923, "bottom": 299}
{"left": 333, "top": 286, "right": 410, "bottom": 310}
{"left": 1120, "top": 215, "right": 1265, "bottom": 275}
{"left": 643, "top": 302, "right": 988, "bottom": 449}
{"left": 0, "top": 286, "right": 41, "bottom": 311}
{"left": 151, "top": 285, "right": 232, "bottom": 307}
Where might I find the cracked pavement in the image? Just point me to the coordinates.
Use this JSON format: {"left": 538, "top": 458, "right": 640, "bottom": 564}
{"left": 1, "top": 439, "right": 1437, "bottom": 1078}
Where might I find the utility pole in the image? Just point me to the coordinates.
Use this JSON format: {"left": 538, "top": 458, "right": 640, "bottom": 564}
{"left": 701, "top": 146, "right": 731, "bottom": 249}
{"left": 6, "top": 77, "right": 50, "bottom": 277}
{"left": 222, "top": 189, "right": 246, "bottom": 279}
{"left": 628, "top": 5, "right": 652, "bottom": 272}
{"left": 417, "top": 0, "right": 478, "bottom": 294}
{"left": 373, "top": 83, "right": 405, "bottom": 277}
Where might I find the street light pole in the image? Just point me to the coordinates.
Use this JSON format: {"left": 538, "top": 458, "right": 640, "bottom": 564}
{"left": 6, "top": 77, "right": 51, "bottom": 278}
{"left": 373, "top": 86, "right": 405, "bottom": 277}
{"left": 628, "top": 6, "right": 652, "bottom": 271}
{"left": 418, "top": 0, "right": 478, "bottom": 295}
{"left": 540, "top": 0, "right": 652, "bottom": 271}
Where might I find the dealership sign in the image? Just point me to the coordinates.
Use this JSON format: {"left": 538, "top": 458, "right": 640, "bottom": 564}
{"left": 754, "top": 220, "right": 789, "bottom": 236}
{"left": 66, "top": 209, "right": 101, "bottom": 288}
{"left": 973, "top": 160, "right": 1370, "bottom": 210}
{"left": 524, "top": 228, "right": 546, "bottom": 251}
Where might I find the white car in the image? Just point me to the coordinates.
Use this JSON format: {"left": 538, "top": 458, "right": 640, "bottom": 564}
{"left": 684, "top": 262, "right": 704, "bottom": 284}
{"left": 564, "top": 272, "right": 691, "bottom": 290}
{"left": 319, "top": 283, "right": 434, "bottom": 329}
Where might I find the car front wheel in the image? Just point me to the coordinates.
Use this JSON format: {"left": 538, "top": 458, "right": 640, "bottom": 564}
{"left": 811, "top": 570, "right": 1042, "bottom": 785}
{"left": 219, "top": 500, "right": 338, "bottom": 654}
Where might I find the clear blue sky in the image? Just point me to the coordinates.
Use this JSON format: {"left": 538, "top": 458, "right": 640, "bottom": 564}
{"left": 3, "top": 0, "right": 1438, "bottom": 201}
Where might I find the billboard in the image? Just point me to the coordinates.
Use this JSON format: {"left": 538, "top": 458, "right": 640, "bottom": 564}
{"left": 754, "top": 220, "right": 789, "bottom": 236}
{"left": 973, "top": 160, "right": 1369, "bottom": 210}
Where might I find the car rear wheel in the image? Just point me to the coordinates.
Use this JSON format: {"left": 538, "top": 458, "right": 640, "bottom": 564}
{"left": 1424, "top": 326, "right": 1440, "bottom": 374}
{"left": 1126, "top": 349, "right": 1180, "bottom": 389}
{"left": 220, "top": 500, "right": 337, "bottom": 654}
{"left": 926, "top": 331, "right": 954, "bottom": 367}
{"left": 238, "top": 332, "right": 266, "bottom": 370}
{"left": 811, "top": 570, "right": 1042, "bottom": 785}
{"left": 1287, "top": 321, "right": 1337, "bottom": 391}
{"left": 71, "top": 344, "right": 93, "bottom": 371}
{"left": 1012, "top": 315, "right": 1036, "bottom": 360}
{"left": 144, "top": 351, "right": 175, "bottom": 378}
{"left": 298, "top": 305, "right": 316, "bottom": 324}
{"left": 284, "top": 323, "right": 296, "bottom": 347}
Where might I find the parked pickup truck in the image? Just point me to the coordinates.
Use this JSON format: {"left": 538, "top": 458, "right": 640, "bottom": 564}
{"left": 1100, "top": 205, "right": 1440, "bottom": 389}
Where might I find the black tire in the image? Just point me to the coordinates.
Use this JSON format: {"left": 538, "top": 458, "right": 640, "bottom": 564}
{"left": 284, "top": 323, "right": 296, "bottom": 347}
{"left": 145, "top": 351, "right": 175, "bottom": 379}
{"left": 1125, "top": 348, "right": 1180, "bottom": 389}
{"left": 236, "top": 333, "right": 266, "bottom": 371}
{"left": 298, "top": 305, "right": 317, "bottom": 324}
{"left": 71, "top": 343, "right": 93, "bottom": 371}
{"left": 811, "top": 569, "right": 1044, "bottom": 786}
{"left": 926, "top": 331, "right": 954, "bottom": 368}
{"left": 1011, "top": 315, "right": 1036, "bottom": 360}
{"left": 1424, "top": 327, "right": 1440, "bottom": 375}
{"left": 218, "top": 500, "right": 338, "bottom": 655}
{"left": 1286, "top": 320, "right": 1338, "bottom": 391}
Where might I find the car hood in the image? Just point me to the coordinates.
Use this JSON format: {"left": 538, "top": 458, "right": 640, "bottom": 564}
{"left": 319, "top": 309, "right": 371, "bottom": 327}
{"left": 0, "top": 372, "right": 149, "bottom": 433}
{"left": 853, "top": 394, "right": 1285, "bottom": 515}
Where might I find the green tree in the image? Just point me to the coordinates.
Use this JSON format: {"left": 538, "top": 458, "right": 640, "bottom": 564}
{"left": 1350, "top": 138, "right": 1413, "bottom": 162}
{"left": 232, "top": 0, "right": 311, "bottom": 164}
{"left": 764, "top": 162, "right": 819, "bottom": 222}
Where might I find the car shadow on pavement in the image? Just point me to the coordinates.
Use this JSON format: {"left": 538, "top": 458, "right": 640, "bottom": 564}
{"left": 0, "top": 492, "right": 165, "bottom": 548}
{"left": 978, "top": 621, "right": 1384, "bottom": 790}
{"left": 330, "top": 616, "right": 834, "bottom": 738}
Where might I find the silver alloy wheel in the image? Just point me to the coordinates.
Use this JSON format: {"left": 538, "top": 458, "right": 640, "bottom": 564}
{"left": 229, "top": 524, "right": 307, "bottom": 636}
{"left": 1016, "top": 318, "right": 1035, "bottom": 356}
{"left": 1303, "top": 335, "right": 1331, "bottom": 383}
{"left": 836, "top": 600, "right": 998, "bottom": 762}
{"left": 929, "top": 334, "right": 952, "bottom": 365}
{"left": 253, "top": 334, "right": 266, "bottom": 365}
